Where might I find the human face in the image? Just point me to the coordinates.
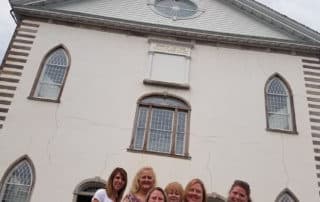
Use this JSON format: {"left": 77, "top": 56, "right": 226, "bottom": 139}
{"left": 148, "top": 190, "right": 165, "bottom": 202}
{"left": 186, "top": 183, "right": 203, "bottom": 202}
{"left": 139, "top": 169, "right": 154, "bottom": 191}
{"left": 113, "top": 172, "right": 125, "bottom": 192}
{"left": 167, "top": 189, "right": 181, "bottom": 202}
{"left": 228, "top": 186, "right": 248, "bottom": 202}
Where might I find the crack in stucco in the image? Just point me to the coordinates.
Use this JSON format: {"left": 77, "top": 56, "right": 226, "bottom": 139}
{"left": 206, "top": 152, "right": 214, "bottom": 192}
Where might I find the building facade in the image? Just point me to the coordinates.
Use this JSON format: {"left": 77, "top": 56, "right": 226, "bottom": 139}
{"left": 0, "top": 0, "right": 320, "bottom": 201}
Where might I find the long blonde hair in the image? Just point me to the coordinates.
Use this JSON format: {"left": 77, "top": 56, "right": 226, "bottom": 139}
{"left": 130, "top": 166, "right": 157, "bottom": 193}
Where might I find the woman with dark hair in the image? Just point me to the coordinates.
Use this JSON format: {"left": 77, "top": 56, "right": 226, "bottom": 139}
{"left": 92, "top": 167, "right": 128, "bottom": 202}
{"left": 146, "top": 187, "right": 168, "bottom": 202}
{"left": 184, "top": 179, "right": 207, "bottom": 202}
{"left": 227, "top": 180, "right": 252, "bottom": 202}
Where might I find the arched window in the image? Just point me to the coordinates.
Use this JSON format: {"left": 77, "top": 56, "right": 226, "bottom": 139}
{"left": 30, "top": 46, "right": 70, "bottom": 102}
{"left": 265, "top": 75, "right": 296, "bottom": 132}
{"left": 275, "top": 188, "right": 299, "bottom": 202}
{"left": 73, "top": 177, "right": 106, "bottom": 202}
{"left": 0, "top": 157, "right": 35, "bottom": 202}
{"left": 207, "top": 192, "right": 226, "bottom": 202}
{"left": 129, "top": 94, "right": 191, "bottom": 157}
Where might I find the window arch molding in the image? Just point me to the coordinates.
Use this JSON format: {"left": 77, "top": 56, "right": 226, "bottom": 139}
{"left": 129, "top": 92, "right": 191, "bottom": 159}
{"left": 275, "top": 188, "right": 299, "bottom": 202}
{"left": 264, "top": 73, "right": 297, "bottom": 133}
{"left": 207, "top": 192, "right": 226, "bottom": 202}
{"left": 0, "top": 155, "right": 36, "bottom": 202}
{"left": 72, "top": 177, "right": 106, "bottom": 202}
{"left": 29, "top": 44, "right": 71, "bottom": 103}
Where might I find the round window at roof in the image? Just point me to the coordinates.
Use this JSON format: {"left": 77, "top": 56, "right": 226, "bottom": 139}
{"left": 149, "top": 0, "right": 203, "bottom": 20}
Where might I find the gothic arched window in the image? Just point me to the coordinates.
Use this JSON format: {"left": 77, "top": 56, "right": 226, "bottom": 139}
{"left": 0, "top": 157, "right": 35, "bottom": 202}
{"left": 265, "top": 75, "right": 296, "bottom": 132}
{"left": 275, "top": 188, "right": 299, "bottom": 202}
{"left": 73, "top": 177, "right": 106, "bottom": 202}
{"left": 30, "top": 46, "right": 70, "bottom": 102}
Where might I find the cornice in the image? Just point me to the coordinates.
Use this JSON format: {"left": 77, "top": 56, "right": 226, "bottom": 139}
{"left": 226, "top": 0, "right": 320, "bottom": 43}
{"left": 12, "top": 6, "right": 320, "bottom": 55}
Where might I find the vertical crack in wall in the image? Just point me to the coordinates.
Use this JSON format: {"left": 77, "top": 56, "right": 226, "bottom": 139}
{"left": 281, "top": 134, "right": 290, "bottom": 187}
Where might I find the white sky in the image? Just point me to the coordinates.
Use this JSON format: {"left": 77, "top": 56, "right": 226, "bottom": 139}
{"left": 0, "top": 0, "right": 320, "bottom": 61}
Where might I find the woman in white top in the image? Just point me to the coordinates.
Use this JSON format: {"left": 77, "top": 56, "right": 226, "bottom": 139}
{"left": 92, "top": 167, "right": 128, "bottom": 202}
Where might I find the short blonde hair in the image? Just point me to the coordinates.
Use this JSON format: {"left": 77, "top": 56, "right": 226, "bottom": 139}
{"left": 184, "top": 179, "right": 207, "bottom": 202}
{"left": 130, "top": 166, "right": 157, "bottom": 193}
{"left": 164, "top": 182, "right": 184, "bottom": 202}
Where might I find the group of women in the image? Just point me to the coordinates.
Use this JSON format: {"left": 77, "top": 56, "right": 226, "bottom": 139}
{"left": 92, "top": 167, "right": 252, "bottom": 202}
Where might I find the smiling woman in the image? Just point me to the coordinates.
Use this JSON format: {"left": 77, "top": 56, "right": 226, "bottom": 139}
{"left": 146, "top": 187, "right": 168, "bottom": 202}
{"left": 164, "top": 182, "right": 184, "bottom": 202}
{"left": 184, "top": 179, "right": 207, "bottom": 202}
{"left": 92, "top": 167, "right": 128, "bottom": 202}
{"left": 123, "top": 167, "right": 157, "bottom": 202}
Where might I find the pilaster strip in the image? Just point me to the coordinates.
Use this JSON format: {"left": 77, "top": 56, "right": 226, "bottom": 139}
{"left": 0, "top": 19, "right": 40, "bottom": 129}
{"left": 303, "top": 57, "right": 320, "bottom": 196}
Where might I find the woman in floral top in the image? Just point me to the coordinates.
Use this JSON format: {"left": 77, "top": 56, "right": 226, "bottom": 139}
{"left": 122, "top": 167, "right": 157, "bottom": 202}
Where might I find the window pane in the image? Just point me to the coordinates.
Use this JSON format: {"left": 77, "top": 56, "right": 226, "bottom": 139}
{"left": 0, "top": 161, "right": 33, "bottom": 202}
{"left": 134, "top": 107, "right": 148, "bottom": 150}
{"left": 151, "top": 53, "right": 187, "bottom": 84}
{"left": 147, "top": 108, "right": 173, "bottom": 153}
{"left": 268, "top": 114, "right": 290, "bottom": 130}
{"left": 175, "top": 111, "right": 186, "bottom": 155}
{"left": 37, "top": 83, "right": 61, "bottom": 99}
{"left": 267, "top": 78, "right": 288, "bottom": 95}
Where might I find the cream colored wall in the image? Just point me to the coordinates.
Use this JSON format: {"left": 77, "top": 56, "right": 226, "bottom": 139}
{"left": 0, "top": 21, "right": 317, "bottom": 202}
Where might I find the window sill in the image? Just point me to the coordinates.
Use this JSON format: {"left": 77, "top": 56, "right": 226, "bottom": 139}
{"left": 127, "top": 148, "right": 191, "bottom": 160}
{"left": 266, "top": 128, "right": 298, "bottom": 135}
{"left": 143, "top": 79, "right": 190, "bottom": 90}
{"left": 27, "top": 96, "right": 60, "bottom": 103}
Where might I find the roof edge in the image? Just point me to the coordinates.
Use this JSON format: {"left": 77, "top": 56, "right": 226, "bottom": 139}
{"left": 12, "top": 6, "right": 320, "bottom": 56}
{"left": 225, "top": 0, "right": 320, "bottom": 43}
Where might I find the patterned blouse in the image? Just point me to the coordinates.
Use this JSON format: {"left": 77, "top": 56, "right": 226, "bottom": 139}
{"left": 122, "top": 193, "right": 142, "bottom": 202}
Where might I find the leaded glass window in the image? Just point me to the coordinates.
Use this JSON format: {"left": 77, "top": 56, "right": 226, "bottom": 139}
{"left": 275, "top": 189, "right": 298, "bottom": 202}
{"left": 0, "top": 160, "right": 34, "bottom": 202}
{"left": 33, "top": 48, "right": 69, "bottom": 100}
{"left": 132, "top": 95, "right": 190, "bottom": 157}
{"left": 266, "top": 77, "right": 294, "bottom": 131}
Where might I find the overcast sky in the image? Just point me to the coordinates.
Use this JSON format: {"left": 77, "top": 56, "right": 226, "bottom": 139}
{"left": 0, "top": 0, "right": 320, "bottom": 61}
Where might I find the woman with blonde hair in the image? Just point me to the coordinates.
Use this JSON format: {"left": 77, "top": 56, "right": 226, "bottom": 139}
{"left": 164, "top": 182, "right": 184, "bottom": 202}
{"left": 123, "top": 166, "right": 157, "bottom": 202}
{"left": 184, "top": 179, "right": 207, "bottom": 202}
{"left": 92, "top": 167, "right": 128, "bottom": 202}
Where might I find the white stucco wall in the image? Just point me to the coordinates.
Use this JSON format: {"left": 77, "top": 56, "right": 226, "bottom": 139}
{"left": 0, "top": 21, "right": 318, "bottom": 202}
